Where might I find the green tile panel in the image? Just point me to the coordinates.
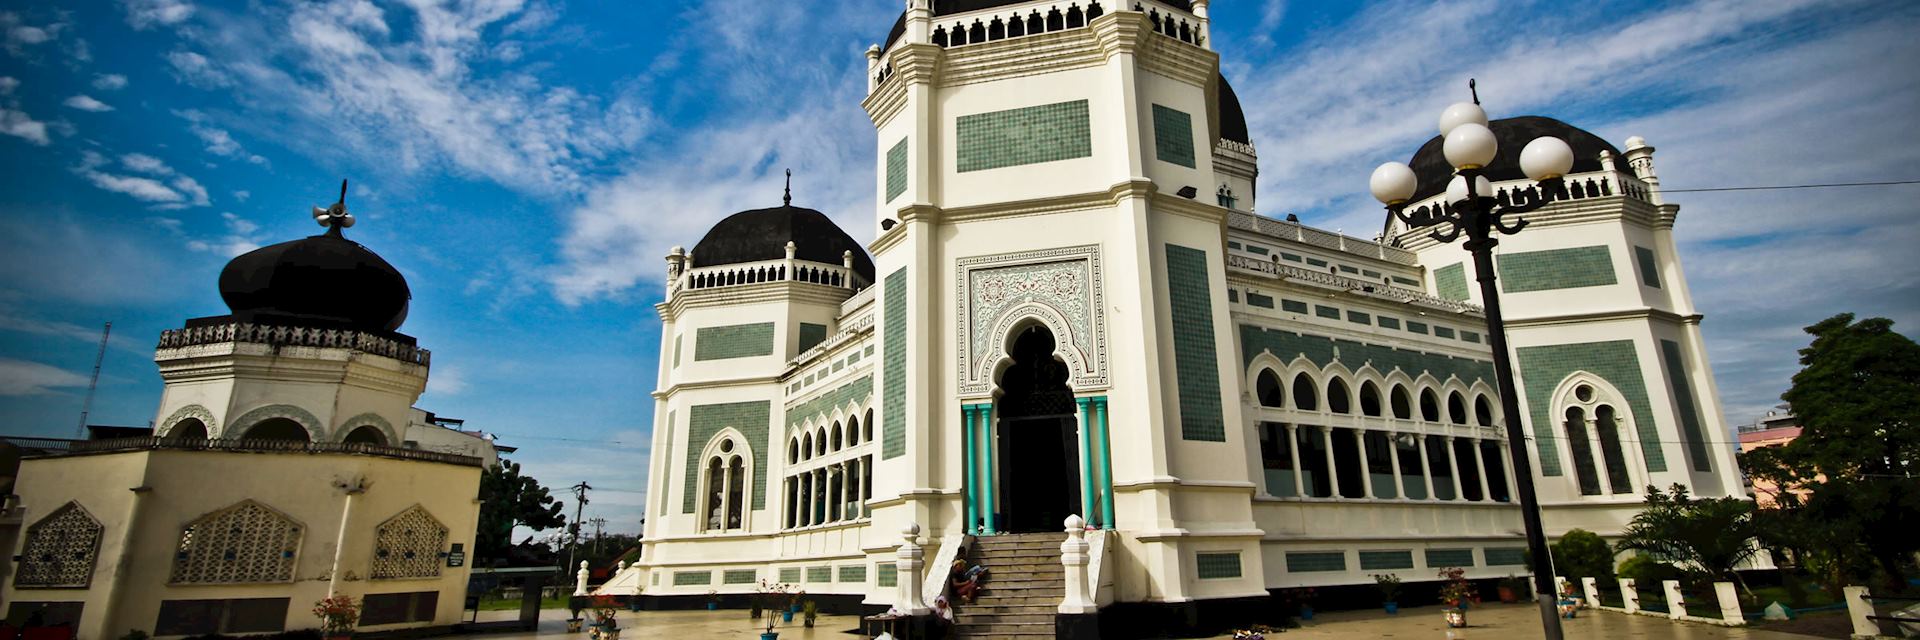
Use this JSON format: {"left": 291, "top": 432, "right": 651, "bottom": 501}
{"left": 681, "top": 401, "right": 772, "bottom": 513}
{"left": 876, "top": 564, "right": 898, "bottom": 587}
{"left": 1634, "top": 246, "right": 1661, "bottom": 288}
{"left": 1435, "top": 263, "right": 1470, "bottom": 301}
{"left": 1281, "top": 252, "right": 1303, "bottom": 263}
{"left": 1314, "top": 305, "right": 1341, "bottom": 320}
{"left": 956, "top": 100, "right": 1092, "bottom": 172}
{"left": 807, "top": 566, "right": 832, "bottom": 583}
{"left": 1497, "top": 245, "right": 1617, "bottom": 292}
{"left": 1281, "top": 299, "right": 1309, "bottom": 314}
{"left": 882, "top": 268, "right": 908, "bottom": 459}
{"left": 885, "top": 138, "right": 909, "bottom": 202}
{"left": 1306, "top": 257, "right": 1328, "bottom": 268}
{"left": 1660, "top": 340, "right": 1713, "bottom": 471}
{"left": 1347, "top": 310, "right": 1371, "bottom": 325}
{"left": 1285, "top": 551, "right": 1347, "bottom": 573}
{"left": 1246, "top": 292, "right": 1274, "bottom": 309}
{"left": 1461, "top": 331, "right": 1481, "bottom": 343}
{"left": 673, "top": 334, "right": 682, "bottom": 367}
{"left": 1377, "top": 316, "right": 1401, "bottom": 330}
{"left": 786, "top": 375, "right": 873, "bottom": 431}
{"left": 1407, "top": 321, "right": 1428, "bottom": 335}
{"left": 695, "top": 322, "right": 776, "bottom": 361}
{"left": 1245, "top": 245, "right": 1268, "bottom": 256}
{"left": 1228, "top": 241, "right": 1242, "bottom": 250}
{"left": 1434, "top": 326, "right": 1456, "bottom": 339}
{"left": 1165, "top": 244, "right": 1225, "bottom": 442}
{"left": 723, "top": 569, "right": 758, "bottom": 584}
{"left": 1391, "top": 276, "right": 1420, "bottom": 286}
{"left": 674, "top": 571, "right": 712, "bottom": 586}
{"left": 798, "top": 323, "right": 829, "bottom": 353}
{"left": 1484, "top": 548, "right": 1527, "bottom": 566}
{"left": 1338, "top": 265, "right": 1360, "bottom": 274}
{"left": 1195, "top": 552, "right": 1242, "bottom": 579}
{"left": 1425, "top": 548, "right": 1474, "bottom": 567}
{"left": 1239, "top": 325, "right": 1495, "bottom": 388}
{"left": 779, "top": 567, "right": 802, "bottom": 583}
{"left": 1359, "top": 550, "right": 1415, "bottom": 571}
{"left": 1514, "top": 340, "right": 1662, "bottom": 475}
{"left": 839, "top": 565, "right": 867, "bottom": 583}
{"left": 1228, "top": 289, "right": 1239, "bottom": 303}
{"left": 1151, "top": 104, "right": 1197, "bottom": 168}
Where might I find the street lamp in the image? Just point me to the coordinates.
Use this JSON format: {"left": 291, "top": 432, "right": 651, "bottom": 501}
{"left": 1368, "top": 80, "right": 1574, "bottom": 640}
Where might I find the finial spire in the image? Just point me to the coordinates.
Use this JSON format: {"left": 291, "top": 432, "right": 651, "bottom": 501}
{"left": 1469, "top": 78, "right": 1480, "bottom": 105}
{"left": 312, "top": 178, "right": 356, "bottom": 235}
{"left": 783, "top": 168, "right": 792, "bottom": 206}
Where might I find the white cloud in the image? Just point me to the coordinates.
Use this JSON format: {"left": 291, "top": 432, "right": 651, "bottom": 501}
{"left": 64, "top": 95, "right": 113, "bottom": 112}
{"left": 165, "top": 50, "right": 229, "bottom": 87}
{"left": 186, "top": 212, "right": 264, "bottom": 256}
{"left": 92, "top": 74, "right": 128, "bottom": 91}
{"left": 120, "top": 152, "right": 168, "bottom": 174}
{"left": 0, "top": 76, "right": 16, "bottom": 95}
{"left": 232, "top": 189, "right": 250, "bottom": 202}
{"left": 2, "top": 12, "right": 62, "bottom": 56}
{"left": 0, "top": 104, "right": 49, "bottom": 145}
{"left": 72, "top": 150, "right": 213, "bottom": 206}
{"left": 177, "top": 112, "right": 268, "bottom": 165}
{"left": 426, "top": 364, "right": 468, "bottom": 395}
{"left": 0, "top": 357, "right": 90, "bottom": 396}
{"left": 123, "top": 0, "right": 195, "bottom": 30}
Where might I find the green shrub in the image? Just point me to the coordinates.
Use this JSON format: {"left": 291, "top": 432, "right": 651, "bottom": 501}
{"left": 1551, "top": 529, "right": 1616, "bottom": 581}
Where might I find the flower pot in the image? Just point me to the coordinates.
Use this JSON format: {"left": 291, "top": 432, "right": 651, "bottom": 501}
{"left": 803, "top": 618, "right": 815, "bottom": 628}
{"left": 706, "top": 603, "right": 717, "bottom": 611}
{"left": 325, "top": 634, "right": 352, "bottom": 640}
{"left": 566, "top": 619, "right": 584, "bottom": 633}
{"left": 1299, "top": 605, "right": 1314, "bottom": 620}
{"left": 783, "top": 610, "right": 794, "bottom": 623}
{"left": 790, "top": 604, "right": 801, "bottom": 613}
{"left": 1497, "top": 586, "right": 1518, "bottom": 603}
{"left": 1445, "top": 609, "right": 1467, "bottom": 628}
{"left": 761, "top": 634, "right": 779, "bottom": 640}
{"left": 1384, "top": 602, "right": 1398, "bottom": 614}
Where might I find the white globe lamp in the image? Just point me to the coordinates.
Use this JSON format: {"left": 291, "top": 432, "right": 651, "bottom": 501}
{"left": 1445, "top": 174, "right": 1494, "bottom": 204}
{"left": 1437, "top": 101, "right": 1489, "bottom": 136}
{"left": 1519, "top": 136, "right": 1575, "bottom": 180}
{"left": 1370, "top": 162, "right": 1418, "bottom": 205}
{"left": 1443, "top": 122, "right": 1499, "bottom": 170}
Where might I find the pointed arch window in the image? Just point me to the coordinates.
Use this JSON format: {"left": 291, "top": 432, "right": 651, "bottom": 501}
{"left": 1419, "top": 389, "right": 1441, "bottom": 422}
{"left": 1474, "top": 395, "right": 1495, "bottom": 426}
{"left": 1291, "top": 373, "right": 1318, "bottom": 411}
{"left": 1557, "top": 379, "right": 1641, "bottom": 497}
{"left": 1564, "top": 407, "right": 1602, "bottom": 496}
{"left": 171, "top": 500, "right": 302, "bottom": 584}
{"left": 1256, "top": 369, "right": 1284, "bottom": 407}
{"left": 1595, "top": 405, "right": 1634, "bottom": 494}
{"left": 1447, "top": 391, "right": 1468, "bottom": 424}
{"left": 1359, "top": 382, "right": 1382, "bottom": 417}
{"left": 1326, "top": 378, "right": 1352, "bottom": 414}
{"left": 1390, "top": 385, "right": 1413, "bottom": 420}
{"left": 372, "top": 506, "right": 449, "bottom": 580}
{"left": 15, "top": 501, "right": 103, "bottom": 588}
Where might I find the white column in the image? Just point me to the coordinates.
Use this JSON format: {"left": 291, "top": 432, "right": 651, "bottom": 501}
{"left": 1354, "top": 429, "right": 1374, "bottom": 498}
{"left": 1586, "top": 418, "right": 1613, "bottom": 494}
{"left": 1058, "top": 515, "right": 1095, "bottom": 614}
{"left": 1446, "top": 437, "right": 1465, "bottom": 501}
{"left": 327, "top": 485, "right": 362, "bottom": 596}
{"left": 1473, "top": 440, "right": 1492, "bottom": 501}
{"left": 1388, "top": 433, "right": 1407, "bottom": 499}
{"left": 1417, "top": 435, "right": 1436, "bottom": 500}
{"left": 896, "top": 523, "right": 930, "bottom": 615}
{"left": 1320, "top": 427, "right": 1340, "bottom": 498}
{"left": 1496, "top": 443, "right": 1518, "bottom": 501}
{"left": 1285, "top": 424, "right": 1303, "bottom": 497}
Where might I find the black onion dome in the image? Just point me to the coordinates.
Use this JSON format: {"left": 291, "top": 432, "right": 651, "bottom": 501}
{"left": 692, "top": 205, "right": 876, "bottom": 283}
{"left": 218, "top": 227, "right": 412, "bottom": 333}
{"left": 1217, "top": 74, "right": 1249, "bottom": 145}
{"left": 883, "top": 0, "right": 1192, "bottom": 50}
{"left": 1408, "top": 115, "right": 1621, "bottom": 202}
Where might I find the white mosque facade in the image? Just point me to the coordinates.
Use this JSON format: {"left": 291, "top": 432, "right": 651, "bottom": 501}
{"left": 616, "top": 0, "right": 1745, "bottom": 635}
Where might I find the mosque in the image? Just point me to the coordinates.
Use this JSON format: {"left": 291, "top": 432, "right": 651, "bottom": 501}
{"left": 611, "top": 1, "right": 1745, "bottom": 636}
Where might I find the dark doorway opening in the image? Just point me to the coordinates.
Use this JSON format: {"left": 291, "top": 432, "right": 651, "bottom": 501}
{"left": 995, "top": 325, "right": 1081, "bottom": 534}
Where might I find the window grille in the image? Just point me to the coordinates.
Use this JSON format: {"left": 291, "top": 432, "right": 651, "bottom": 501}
{"left": 170, "top": 500, "right": 302, "bottom": 584}
{"left": 372, "top": 506, "right": 449, "bottom": 580}
{"left": 15, "top": 501, "right": 103, "bottom": 588}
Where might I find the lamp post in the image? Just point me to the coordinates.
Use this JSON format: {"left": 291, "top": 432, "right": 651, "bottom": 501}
{"left": 1368, "top": 80, "right": 1575, "bottom": 640}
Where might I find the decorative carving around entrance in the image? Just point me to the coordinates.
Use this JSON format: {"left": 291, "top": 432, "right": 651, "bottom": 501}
{"left": 956, "top": 245, "right": 1107, "bottom": 395}
{"left": 160, "top": 404, "right": 217, "bottom": 437}
{"left": 228, "top": 404, "right": 324, "bottom": 441}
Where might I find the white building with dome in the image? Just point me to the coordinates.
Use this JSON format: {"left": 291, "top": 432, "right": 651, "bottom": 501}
{"left": 614, "top": 1, "right": 1745, "bottom": 636}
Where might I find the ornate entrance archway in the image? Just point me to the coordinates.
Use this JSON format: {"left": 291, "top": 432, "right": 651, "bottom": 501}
{"left": 993, "top": 325, "right": 1081, "bottom": 534}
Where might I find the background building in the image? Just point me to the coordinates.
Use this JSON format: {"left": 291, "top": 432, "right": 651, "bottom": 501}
{"left": 2, "top": 199, "right": 489, "bottom": 638}
{"left": 613, "top": 1, "right": 1745, "bottom": 636}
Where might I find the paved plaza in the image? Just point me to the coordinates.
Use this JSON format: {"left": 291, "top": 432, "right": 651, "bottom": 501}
{"left": 468, "top": 602, "right": 1831, "bottom": 640}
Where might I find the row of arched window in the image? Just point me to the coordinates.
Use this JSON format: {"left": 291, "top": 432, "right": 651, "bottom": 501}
{"left": 784, "top": 408, "right": 876, "bottom": 530}
{"left": 683, "top": 264, "right": 849, "bottom": 290}
{"left": 931, "top": 2, "right": 1106, "bottom": 48}
{"left": 164, "top": 416, "right": 391, "bottom": 446}
{"left": 789, "top": 409, "right": 874, "bottom": 464}
{"left": 1253, "top": 368, "right": 1497, "bottom": 427}
{"left": 1559, "top": 381, "right": 1640, "bottom": 497}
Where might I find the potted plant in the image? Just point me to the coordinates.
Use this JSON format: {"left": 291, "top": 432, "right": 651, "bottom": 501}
{"left": 1497, "top": 575, "right": 1526, "bottom": 603}
{"left": 1438, "top": 567, "right": 1476, "bottom": 628}
{"left": 567, "top": 596, "right": 588, "bottom": 632}
{"left": 1557, "top": 580, "right": 1581, "bottom": 619}
{"left": 801, "top": 600, "right": 818, "bottom": 628}
{"left": 788, "top": 587, "right": 805, "bottom": 614}
{"left": 311, "top": 595, "right": 359, "bottom": 640}
{"left": 589, "top": 595, "right": 621, "bottom": 640}
{"left": 1285, "top": 587, "right": 1318, "bottom": 620}
{"left": 760, "top": 616, "right": 778, "bottom": 640}
{"left": 1372, "top": 573, "right": 1403, "bottom": 614}
{"left": 705, "top": 590, "right": 719, "bottom": 611}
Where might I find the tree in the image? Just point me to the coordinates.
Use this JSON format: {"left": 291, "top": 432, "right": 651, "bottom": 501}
{"left": 477, "top": 460, "right": 567, "bottom": 563}
{"left": 1742, "top": 313, "right": 1920, "bottom": 591}
{"left": 1616, "top": 483, "right": 1762, "bottom": 595}
{"left": 1550, "top": 529, "right": 1615, "bottom": 582}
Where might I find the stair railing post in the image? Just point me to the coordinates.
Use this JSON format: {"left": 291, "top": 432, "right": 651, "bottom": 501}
{"left": 1619, "top": 578, "right": 1638, "bottom": 614}
{"left": 1581, "top": 577, "right": 1600, "bottom": 609}
{"left": 1662, "top": 579, "right": 1687, "bottom": 619}
{"left": 1059, "top": 515, "right": 1095, "bottom": 614}
{"left": 897, "top": 522, "right": 930, "bottom": 615}
{"left": 1844, "top": 585, "right": 1879, "bottom": 637}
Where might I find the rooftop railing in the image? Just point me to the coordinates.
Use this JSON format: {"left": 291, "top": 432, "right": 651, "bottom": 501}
{"left": 1227, "top": 254, "right": 1483, "bottom": 315}
{"left": 20, "top": 436, "right": 483, "bottom": 467}
{"left": 157, "top": 322, "right": 430, "bottom": 366}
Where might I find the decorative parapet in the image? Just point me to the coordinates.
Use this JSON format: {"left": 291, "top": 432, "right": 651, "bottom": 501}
{"left": 47, "top": 436, "right": 481, "bottom": 467}
{"left": 1227, "top": 211, "right": 1418, "bottom": 265}
{"left": 157, "top": 322, "right": 429, "bottom": 366}
{"left": 1226, "top": 253, "right": 1482, "bottom": 316}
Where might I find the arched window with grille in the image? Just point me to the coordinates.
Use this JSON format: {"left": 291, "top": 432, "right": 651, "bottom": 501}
{"left": 372, "top": 505, "right": 449, "bottom": 580}
{"left": 171, "top": 500, "right": 303, "bottom": 584}
{"left": 1563, "top": 407, "right": 1602, "bottom": 496}
{"left": 700, "top": 435, "right": 752, "bottom": 532}
{"left": 15, "top": 501, "right": 103, "bottom": 588}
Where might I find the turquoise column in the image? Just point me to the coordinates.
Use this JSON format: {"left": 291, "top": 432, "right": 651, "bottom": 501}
{"left": 963, "top": 405, "right": 979, "bottom": 535}
{"left": 983, "top": 402, "right": 998, "bottom": 535}
{"left": 1075, "top": 397, "right": 1095, "bottom": 527}
{"left": 1095, "top": 396, "right": 1115, "bottom": 529}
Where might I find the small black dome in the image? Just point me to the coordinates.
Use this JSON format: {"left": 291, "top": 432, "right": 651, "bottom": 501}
{"left": 692, "top": 205, "right": 876, "bottom": 283}
{"left": 218, "top": 227, "right": 411, "bottom": 333}
{"left": 1409, "top": 116, "right": 1621, "bottom": 202}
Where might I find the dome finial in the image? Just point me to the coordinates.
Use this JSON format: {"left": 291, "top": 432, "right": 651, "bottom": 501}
{"left": 1468, "top": 78, "right": 1480, "bottom": 105}
{"left": 783, "top": 168, "right": 792, "bottom": 206}
{"left": 311, "top": 178, "right": 356, "bottom": 235}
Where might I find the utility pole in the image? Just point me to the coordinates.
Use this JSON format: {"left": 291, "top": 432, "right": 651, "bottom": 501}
{"left": 588, "top": 517, "right": 607, "bottom": 556}
{"left": 75, "top": 322, "right": 111, "bottom": 439}
{"left": 564, "top": 481, "right": 591, "bottom": 575}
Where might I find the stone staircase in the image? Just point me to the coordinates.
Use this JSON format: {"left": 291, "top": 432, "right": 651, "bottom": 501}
{"left": 953, "top": 532, "right": 1065, "bottom": 639}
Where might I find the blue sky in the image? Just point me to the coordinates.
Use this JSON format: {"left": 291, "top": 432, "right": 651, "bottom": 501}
{"left": 1, "top": 0, "right": 1916, "bottom": 535}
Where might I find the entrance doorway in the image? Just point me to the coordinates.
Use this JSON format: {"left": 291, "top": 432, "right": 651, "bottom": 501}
{"left": 995, "top": 325, "right": 1081, "bottom": 534}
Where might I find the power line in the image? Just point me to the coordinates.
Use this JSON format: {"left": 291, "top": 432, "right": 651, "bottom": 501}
{"left": 1660, "top": 179, "right": 1920, "bottom": 193}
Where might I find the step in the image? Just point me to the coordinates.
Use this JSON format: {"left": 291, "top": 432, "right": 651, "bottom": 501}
{"left": 955, "top": 623, "right": 1055, "bottom": 638}
{"left": 955, "top": 603, "right": 1054, "bottom": 615}
{"left": 977, "top": 548, "right": 1065, "bottom": 560}
{"left": 974, "top": 562, "right": 1065, "bottom": 574}
{"left": 969, "top": 594, "right": 1060, "bottom": 606}
{"left": 957, "top": 612, "right": 1054, "bottom": 625}
{"left": 978, "top": 578, "right": 1063, "bottom": 590}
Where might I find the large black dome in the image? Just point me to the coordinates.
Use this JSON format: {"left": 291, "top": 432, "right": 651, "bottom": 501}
{"left": 692, "top": 204, "right": 876, "bottom": 283}
{"left": 1408, "top": 116, "right": 1620, "bottom": 202}
{"left": 218, "top": 227, "right": 411, "bottom": 333}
